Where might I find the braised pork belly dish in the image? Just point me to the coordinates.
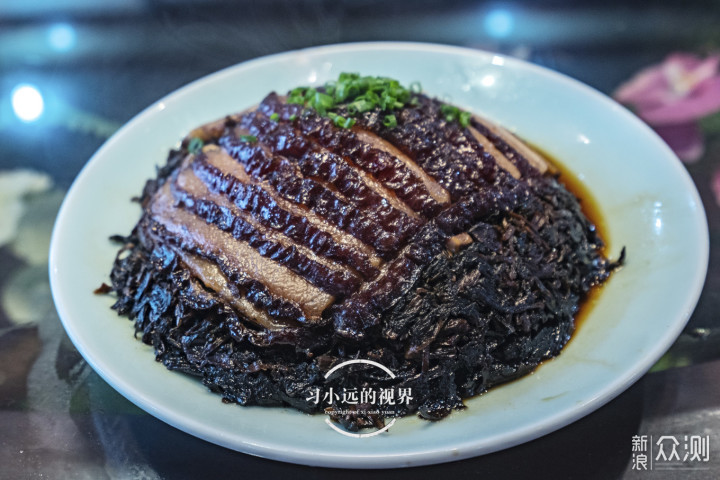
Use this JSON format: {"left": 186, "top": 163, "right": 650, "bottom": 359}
{"left": 103, "top": 74, "right": 622, "bottom": 429}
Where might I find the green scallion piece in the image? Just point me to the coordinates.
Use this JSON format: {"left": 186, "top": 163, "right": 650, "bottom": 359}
{"left": 328, "top": 113, "right": 355, "bottom": 129}
{"left": 239, "top": 135, "right": 258, "bottom": 143}
{"left": 313, "top": 92, "right": 334, "bottom": 110}
{"left": 383, "top": 114, "right": 397, "bottom": 128}
{"left": 287, "top": 86, "right": 308, "bottom": 105}
{"left": 270, "top": 113, "right": 280, "bottom": 122}
{"left": 441, "top": 104, "right": 458, "bottom": 121}
{"left": 348, "top": 98, "right": 374, "bottom": 114}
{"left": 440, "top": 103, "right": 471, "bottom": 127}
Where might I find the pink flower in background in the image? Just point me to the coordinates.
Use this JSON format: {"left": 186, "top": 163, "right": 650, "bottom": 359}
{"left": 614, "top": 53, "right": 720, "bottom": 162}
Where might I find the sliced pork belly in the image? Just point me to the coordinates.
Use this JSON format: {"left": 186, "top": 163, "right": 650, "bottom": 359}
{"left": 258, "top": 93, "right": 451, "bottom": 217}
{"left": 148, "top": 181, "right": 334, "bottom": 321}
{"left": 135, "top": 89, "right": 554, "bottom": 335}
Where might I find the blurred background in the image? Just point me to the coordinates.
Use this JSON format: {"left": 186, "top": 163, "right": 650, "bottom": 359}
{"left": 2, "top": 0, "right": 720, "bottom": 186}
{"left": 1, "top": 1, "right": 719, "bottom": 478}
{"left": 2, "top": 0, "right": 719, "bottom": 357}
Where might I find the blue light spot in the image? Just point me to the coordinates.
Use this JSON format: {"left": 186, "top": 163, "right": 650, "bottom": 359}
{"left": 484, "top": 9, "right": 514, "bottom": 38}
{"left": 11, "top": 84, "right": 45, "bottom": 122}
{"left": 48, "top": 23, "right": 76, "bottom": 52}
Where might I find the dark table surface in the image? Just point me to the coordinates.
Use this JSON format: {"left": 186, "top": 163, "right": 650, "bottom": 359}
{"left": 1, "top": 1, "right": 719, "bottom": 478}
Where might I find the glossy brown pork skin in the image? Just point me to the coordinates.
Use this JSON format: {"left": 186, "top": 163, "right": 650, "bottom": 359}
{"left": 138, "top": 91, "right": 547, "bottom": 347}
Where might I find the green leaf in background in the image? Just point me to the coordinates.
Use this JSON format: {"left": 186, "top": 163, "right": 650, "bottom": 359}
{"left": 699, "top": 110, "right": 720, "bottom": 134}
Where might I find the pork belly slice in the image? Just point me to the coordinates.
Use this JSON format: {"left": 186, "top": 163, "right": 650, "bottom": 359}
{"left": 467, "top": 126, "right": 522, "bottom": 179}
{"left": 230, "top": 111, "right": 423, "bottom": 222}
{"left": 173, "top": 168, "right": 362, "bottom": 297}
{"left": 194, "top": 146, "right": 382, "bottom": 278}
{"left": 178, "top": 251, "right": 296, "bottom": 331}
{"left": 200, "top": 144, "right": 405, "bottom": 259}
{"left": 149, "top": 181, "right": 334, "bottom": 321}
{"left": 257, "top": 93, "right": 449, "bottom": 217}
{"left": 219, "top": 123, "right": 422, "bottom": 253}
{"left": 182, "top": 103, "right": 429, "bottom": 223}
{"left": 137, "top": 215, "right": 309, "bottom": 324}
{"left": 470, "top": 115, "right": 552, "bottom": 176}
{"left": 349, "top": 98, "right": 498, "bottom": 199}
{"left": 234, "top": 114, "right": 424, "bottom": 233}
{"left": 296, "top": 148, "right": 420, "bottom": 220}
{"left": 175, "top": 165, "right": 361, "bottom": 294}
{"left": 350, "top": 127, "right": 451, "bottom": 206}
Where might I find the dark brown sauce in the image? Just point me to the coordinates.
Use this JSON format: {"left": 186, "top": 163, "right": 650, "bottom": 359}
{"left": 469, "top": 147, "right": 615, "bottom": 398}
{"left": 543, "top": 153, "right": 611, "bottom": 256}
{"left": 536, "top": 147, "right": 611, "bottom": 338}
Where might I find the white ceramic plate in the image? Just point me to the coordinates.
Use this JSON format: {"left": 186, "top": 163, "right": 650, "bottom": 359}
{"left": 49, "top": 42, "right": 709, "bottom": 468}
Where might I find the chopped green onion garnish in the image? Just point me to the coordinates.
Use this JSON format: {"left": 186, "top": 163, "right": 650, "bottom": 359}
{"left": 347, "top": 98, "right": 374, "bottom": 114}
{"left": 287, "top": 86, "right": 308, "bottom": 105}
{"left": 383, "top": 114, "right": 397, "bottom": 128}
{"left": 328, "top": 112, "right": 356, "bottom": 129}
{"left": 312, "top": 92, "right": 334, "bottom": 110}
{"left": 187, "top": 137, "right": 204, "bottom": 154}
{"left": 284, "top": 72, "right": 465, "bottom": 130}
{"left": 239, "top": 135, "right": 258, "bottom": 143}
{"left": 288, "top": 114, "right": 297, "bottom": 122}
{"left": 285, "top": 72, "right": 414, "bottom": 128}
{"left": 441, "top": 104, "right": 458, "bottom": 122}
{"left": 439, "top": 103, "right": 471, "bottom": 128}
{"left": 270, "top": 113, "right": 280, "bottom": 121}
